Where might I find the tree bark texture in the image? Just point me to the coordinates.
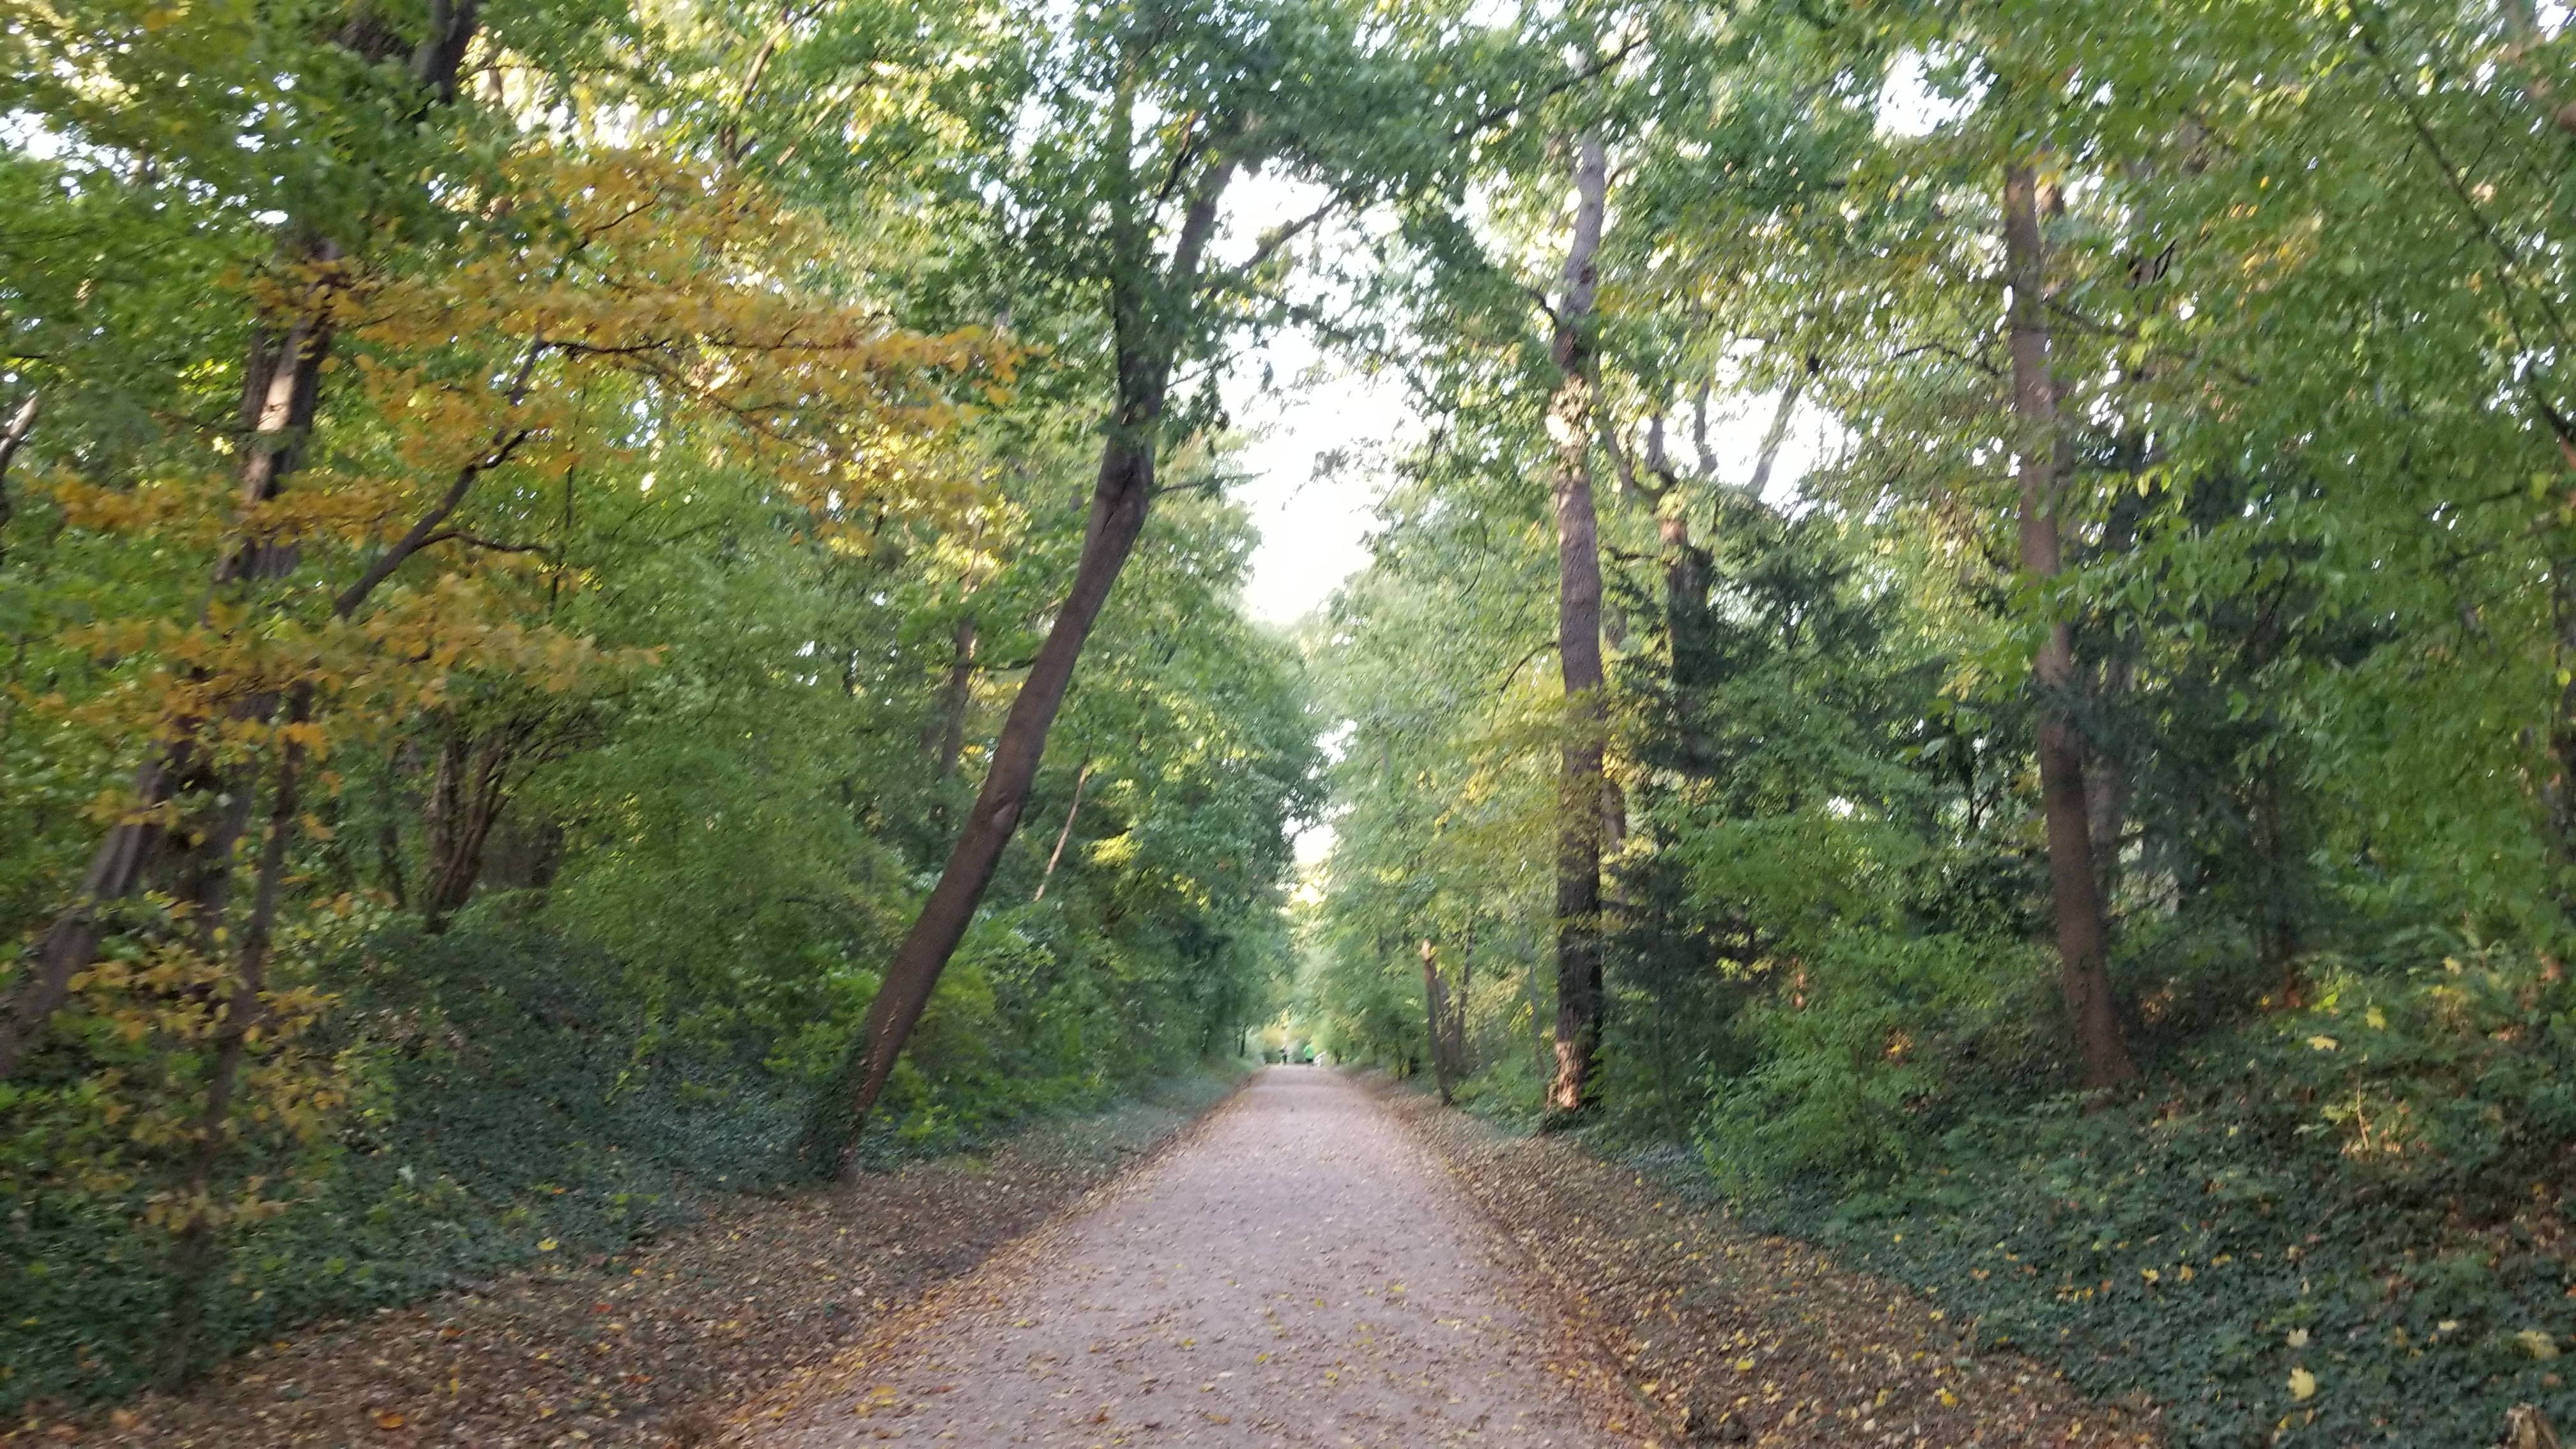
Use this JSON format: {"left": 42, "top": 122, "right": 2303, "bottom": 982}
{"left": 2003, "top": 162, "right": 2138, "bottom": 1091}
{"left": 1545, "top": 134, "right": 1610, "bottom": 1122}
{"left": 1420, "top": 939, "right": 1457, "bottom": 1105}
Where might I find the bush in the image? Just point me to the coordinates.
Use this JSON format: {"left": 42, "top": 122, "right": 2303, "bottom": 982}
{"left": 1738, "top": 942, "right": 2576, "bottom": 1448}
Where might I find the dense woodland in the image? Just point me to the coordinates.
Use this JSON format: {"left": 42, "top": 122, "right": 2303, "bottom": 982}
{"left": 11, "top": 0, "right": 2576, "bottom": 1442}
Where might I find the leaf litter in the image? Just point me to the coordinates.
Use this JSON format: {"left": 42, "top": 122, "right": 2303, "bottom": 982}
{"left": 1378, "top": 1080, "right": 2164, "bottom": 1448}
{"left": 3, "top": 1092, "right": 1230, "bottom": 1448}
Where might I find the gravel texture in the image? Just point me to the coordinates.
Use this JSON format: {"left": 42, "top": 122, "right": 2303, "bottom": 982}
{"left": 763, "top": 1067, "right": 1633, "bottom": 1447}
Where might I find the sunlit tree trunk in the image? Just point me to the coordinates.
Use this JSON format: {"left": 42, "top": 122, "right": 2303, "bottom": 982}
{"left": 2004, "top": 161, "right": 2138, "bottom": 1090}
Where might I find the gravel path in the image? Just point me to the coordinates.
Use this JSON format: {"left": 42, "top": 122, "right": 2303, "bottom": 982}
{"left": 764, "top": 1068, "right": 1624, "bottom": 1447}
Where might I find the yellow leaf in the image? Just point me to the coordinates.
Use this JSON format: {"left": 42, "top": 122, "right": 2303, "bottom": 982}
{"left": 2288, "top": 1367, "right": 2317, "bottom": 1401}
{"left": 538, "top": 1238, "right": 558, "bottom": 1252}
{"left": 374, "top": 1409, "right": 406, "bottom": 1429}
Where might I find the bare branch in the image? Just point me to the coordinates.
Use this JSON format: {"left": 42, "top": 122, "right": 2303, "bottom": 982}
{"left": 419, "top": 530, "right": 556, "bottom": 557}
{"left": 1198, "top": 188, "right": 1356, "bottom": 297}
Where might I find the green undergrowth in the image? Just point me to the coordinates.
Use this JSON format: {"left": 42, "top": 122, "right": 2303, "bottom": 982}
{"left": 1448, "top": 1048, "right": 1550, "bottom": 1130}
{"left": 1662, "top": 945, "right": 2576, "bottom": 1448}
{"left": 0, "top": 923, "right": 1251, "bottom": 1418}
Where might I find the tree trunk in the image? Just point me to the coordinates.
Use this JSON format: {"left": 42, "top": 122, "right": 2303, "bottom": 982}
{"left": 1635, "top": 413, "right": 1715, "bottom": 741}
{"left": 801, "top": 107, "right": 1243, "bottom": 1172}
{"left": 1031, "top": 758, "right": 1094, "bottom": 903}
{"left": 2003, "top": 162, "right": 2137, "bottom": 1091}
{"left": 0, "top": 307, "right": 330, "bottom": 1080}
{"left": 376, "top": 742, "right": 411, "bottom": 909}
{"left": 420, "top": 710, "right": 525, "bottom": 930}
{"left": 2086, "top": 746, "right": 2125, "bottom": 910}
{"left": 808, "top": 443, "right": 1153, "bottom": 1167}
{"left": 157, "top": 709, "right": 303, "bottom": 1389}
{"left": 0, "top": 4, "right": 482, "bottom": 1083}
{"left": 1661, "top": 514, "right": 1716, "bottom": 771}
{"left": 1448, "top": 918, "right": 1473, "bottom": 1082}
{"left": 923, "top": 615, "right": 977, "bottom": 779}
{"left": 0, "top": 392, "right": 37, "bottom": 569}
{"left": 1742, "top": 365, "right": 1805, "bottom": 501}
{"left": 2255, "top": 759, "right": 2305, "bottom": 1008}
{"left": 1420, "top": 938, "right": 1456, "bottom": 1105}
{"left": 1545, "top": 134, "right": 1611, "bottom": 1123}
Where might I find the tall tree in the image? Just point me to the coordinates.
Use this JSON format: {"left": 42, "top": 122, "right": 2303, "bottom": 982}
{"left": 1544, "top": 134, "right": 1611, "bottom": 1119}
{"left": 2002, "top": 160, "right": 2135, "bottom": 1089}
{"left": 799, "top": 0, "right": 1506, "bottom": 1167}
{"left": 0, "top": 0, "right": 486, "bottom": 1080}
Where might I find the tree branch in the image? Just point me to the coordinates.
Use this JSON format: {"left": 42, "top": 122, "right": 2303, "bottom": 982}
{"left": 333, "top": 344, "right": 548, "bottom": 618}
{"left": 0, "top": 392, "right": 37, "bottom": 563}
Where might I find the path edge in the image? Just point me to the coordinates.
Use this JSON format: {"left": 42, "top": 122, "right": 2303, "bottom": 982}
{"left": 717, "top": 1066, "right": 1268, "bottom": 1444}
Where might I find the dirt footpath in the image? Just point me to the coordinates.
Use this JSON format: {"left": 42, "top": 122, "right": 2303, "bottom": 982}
{"left": 760, "top": 1067, "right": 1636, "bottom": 1448}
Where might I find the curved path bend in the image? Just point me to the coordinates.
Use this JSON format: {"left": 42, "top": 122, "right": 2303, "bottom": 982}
{"left": 765, "top": 1068, "right": 1623, "bottom": 1447}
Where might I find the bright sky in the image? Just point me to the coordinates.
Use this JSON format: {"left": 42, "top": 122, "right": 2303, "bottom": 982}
{"left": 1213, "top": 48, "right": 1954, "bottom": 632}
{"left": 1223, "top": 333, "right": 1409, "bottom": 626}
{"left": 1225, "top": 326, "right": 1833, "bottom": 872}
{"left": 1225, "top": 332, "right": 1833, "bottom": 629}
{"left": 1211, "top": 63, "right": 1926, "bottom": 864}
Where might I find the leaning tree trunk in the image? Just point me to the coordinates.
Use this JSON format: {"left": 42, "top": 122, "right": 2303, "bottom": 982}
{"left": 802, "top": 148, "right": 1241, "bottom": 1173}
{"left": 0, "top": 305, "right": 332, "bottom": 1080}
{"left": 806, "top": 436, "right": 1158, "bottom": 1169}
{"left": 2003, "top": 162, "right": 2137, "bottom": 1091}
{"left": 1544, "top": 134, "right": 1611, "bottom": 1123}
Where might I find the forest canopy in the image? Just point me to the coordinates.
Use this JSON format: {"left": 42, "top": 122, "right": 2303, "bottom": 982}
{"left": 10, "top": 0, "right": 2576, "bottom": 1443}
